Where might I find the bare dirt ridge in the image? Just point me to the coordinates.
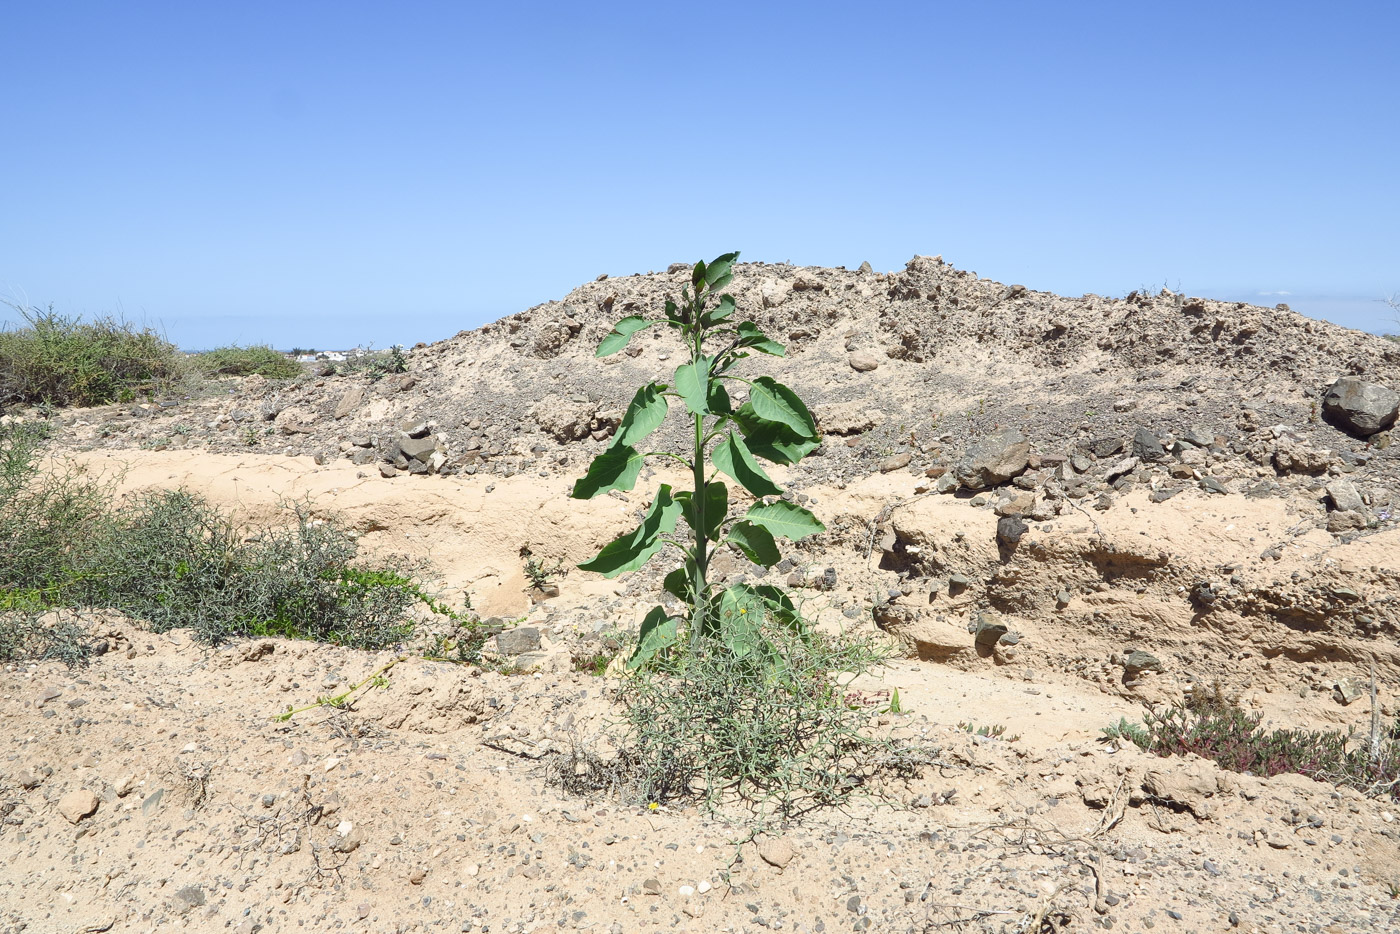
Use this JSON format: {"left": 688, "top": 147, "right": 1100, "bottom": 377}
{"left": 4, "top": 257, "right": 1400, "bottom": 933}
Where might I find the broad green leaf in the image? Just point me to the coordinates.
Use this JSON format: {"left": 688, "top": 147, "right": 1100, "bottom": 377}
{"left": 690, "top": 259, "right": 707, "bottom": 288}
{"left": 627, "top": 605, "right": 678, "bottom": 670}
{"left": 702, "top": 294, "right": 737, "bottom": 326}
{"left": 677, "top": 481, "right": 728, "bottom": 539}
{"left": 663, "top": 564, "right": 694, "bottom": 602}
{"left": 578, "top": 485, "right": 681, "bottom": 577}
{"left": 747, "top": 376, "right": 817, "bottom": 438}
{"left": 707, "top": 380, "right": 731, "bottom": 416}
{"left": 725, "top": 520, "right": 780, "bottom": 567}
{"left": 704, "top": 252, "right": 739, "bottom": 291}
{"left": 716, "top": 585, "right": 765, "bottom": 658}
{"left": 571, "top": 445, "right": 644, "bottom": 499}
{"left": 736, "top": 321, "right": 785, "bottom": 357}
{"left": 751, "top": 584, "right": 803, "bottom": 631}
{"left": 733, "top": 404, "right": 821, "bottom": 466}
{"left": 614, "top": 382, "right": 668, "bottom": 448}
{"left": 711, "top": 431, "right": 782, "bottom": 498}
{"left": 673, "top": 356, "right": 711, "bottom": 415}
{"left": 744, "top": 500, "right": 825, "bottom": 541}
{"left": 596, "top": 316, "right": 650, "bottom": 357}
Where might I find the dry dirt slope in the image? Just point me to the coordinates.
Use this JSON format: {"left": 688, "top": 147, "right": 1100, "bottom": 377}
{"left": 54, "top": 255, "right": 1400, "bottom": 486}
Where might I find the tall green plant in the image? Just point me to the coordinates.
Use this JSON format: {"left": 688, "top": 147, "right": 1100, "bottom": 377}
{"left": 572, "top": 252, "right": 824, "bottom": 668}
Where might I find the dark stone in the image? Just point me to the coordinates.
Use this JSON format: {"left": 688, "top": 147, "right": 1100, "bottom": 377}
{"left": 1322, "top": 377, "right": 1399, "bottom": 437}
{"left": 1191, "top": 581, "right": 1219, "bottom": 606}
{"left": 1123, "top": 650, "right": 1162, "bottom": 674}
{"left": 970, "top": 615, "right": 1008, "bottom": 648}
{"left": 1180, "top": 426, "right": 1214, "bottom": 448}
{"left": 1200, "top": 476, "right": 1227, "bottom": 495}
{"left": 996, "top": 515, "right": 1029, "bottom": 547}
{"left": 1088, "top": 437, "right": 1124, "bottom": 458}
{"left": 1132, "top": 427, "right": 1166, "bottom": 462}
{"left": 399, "top": 436, "right": 438, "bottom": 463}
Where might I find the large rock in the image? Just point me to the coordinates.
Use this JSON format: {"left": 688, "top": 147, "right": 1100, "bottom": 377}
{"left": 273, "top": 407, "right": 316, "bottom": 435}
{"left": 1179, "top": 426, "right": 1215, "bottom": 448}
{"left": 955, "top": 428, "right": 1030, "bottom": 490}
{"left": 57, "top": 788, "right": 100, "bottom": 824}
{"left": 757, "top": 837, "right": 795, "bottom": 869}
{"left": 1132, "top": 427, "right": 1166, "bottom": 462}
{"left": 873, "top": 604, "right": 970, "bottom": 660}
{"left": 398, "top": 435, "right": 438, "bottom": 463}
{"left": 1325, "top": 479, "right": 1365, "bottom": 513}
{"left": 1322, "top": 377, "right": 1399, "bottom": 437}
{"left": 496, "top": 627, "right": 542, "bottom": 655}
{"left": 332, "top": 386, "right": 365, "bottom": 419}
{"left": 996, "top": 515, "right": 1028, "bottom": 547}
{"left": 1142, "top": 757, "right": 1222, "bottom": 820}
{"left": 1273, "top": 440, "right": 1331, "bottom": 475}
{"left": 848, "top": 351, "right": 880, "bottom": 372}
{"left": 1123, "top": 650, "right": 1163, "bottom": 676}
{"left": 1327, "top": 510, "right": 1367, "bottom": 533}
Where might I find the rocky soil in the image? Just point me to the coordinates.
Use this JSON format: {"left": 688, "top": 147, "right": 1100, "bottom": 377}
{"left": 4, "top": 256, "right": 1400, "bottom": 933}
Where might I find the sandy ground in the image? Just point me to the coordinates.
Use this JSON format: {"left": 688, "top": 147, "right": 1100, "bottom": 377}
{"left": 4, "top": 449, "right": 1400, "bottom": 934}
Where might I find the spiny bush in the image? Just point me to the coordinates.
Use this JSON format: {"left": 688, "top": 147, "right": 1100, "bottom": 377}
{"left": 0, "top": 421, "right": 112, "bottom": 593}
{"left": 0, "top": 303, "right": 186, "bottom": 407}
{"left": 0, "top": 609, "right": 98, "bottom": 669}
{"left": 192, "top": 344, "right": 302, "bottom": 379}
{"left": 614, "top": 626, "right": 926, "bottom": 817}
{"left": 1107, "top": 684, "right": 1400, "bottom": 799}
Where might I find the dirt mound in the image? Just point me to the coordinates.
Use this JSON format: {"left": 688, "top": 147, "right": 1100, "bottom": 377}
{"left": 48, "top": 256, "right": 1400, "bottom": 488}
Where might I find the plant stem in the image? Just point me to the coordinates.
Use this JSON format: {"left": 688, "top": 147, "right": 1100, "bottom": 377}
{"left": 690, "top": 312, "right": 710, "bottom": 650}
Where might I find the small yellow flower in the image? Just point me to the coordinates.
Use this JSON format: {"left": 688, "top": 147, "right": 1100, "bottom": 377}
{"left": 648, "top": 802, "right": 659, "bottom": 810}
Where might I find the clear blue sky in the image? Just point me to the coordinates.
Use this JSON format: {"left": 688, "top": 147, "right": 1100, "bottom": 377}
{"left": 3, "top": 1, "right": 1397, "bottom": 350}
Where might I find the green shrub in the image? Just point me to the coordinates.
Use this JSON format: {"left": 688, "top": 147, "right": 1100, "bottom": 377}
{"left": 0, "top": 421, "right": 113, "bottom": 593}
{"left": 1105, "top": 685, "right": 1400, "bottom": 800}
{"left": 0, "top": 425, "right": 462, "bottom": 661}
{"left": 64, "top": 490, "right": 426, "bottom": 648}
{"left": 1100, "top": 717, "right": 1150, "bottom": 748}
{"left": 192, "top": 344, "right": 302, "bottom": 379}
{"left": 0, "top": 303, "right": 187, "bottom": 408}
{"left": 957, "top": 721, "right": 1020, "bottom": 742}
{"left": 332, "top": 345, "right": 408, "bottom": 381}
